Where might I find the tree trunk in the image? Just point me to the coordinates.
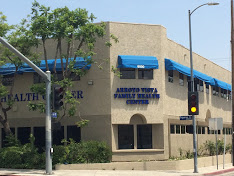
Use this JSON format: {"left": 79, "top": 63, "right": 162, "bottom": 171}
{"left": 42, "top": 38, "right": 49, "bottom": 71}
{"left": 0, "top": 115, "right": 12, "bottom": 136}
{"left": 3, "top": 121, "right": 12, "bottom": 136}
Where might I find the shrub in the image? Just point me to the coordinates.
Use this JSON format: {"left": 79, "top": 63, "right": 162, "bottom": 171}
{"left": 0, "top": 135, "right": 111, "bottom": 169}
{"left": 0, "top": 134, "right": 45, "bottom": 169}
{"left": 53, "top": 139, "right": 112, "bottom": 164}
{"left": 79, "top": 140, "right": 112, "bottom": 163}
{"left": 204, "top": 140, "right": 215, "bottom": 156}
{"left": 226, "top": 143, "right": 232, "bottom": 154}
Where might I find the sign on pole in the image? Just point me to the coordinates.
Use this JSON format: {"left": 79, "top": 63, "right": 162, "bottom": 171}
{"left": 209, "top": 118, "right": 223, "bottom": 171}
{"left": 209, "top": 118, "right": 223, "bottom": 130}
{"left": 180, "top": 116, "right": 192, "bottom": 120}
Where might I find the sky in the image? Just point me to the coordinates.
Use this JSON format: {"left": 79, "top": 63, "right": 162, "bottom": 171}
{"left": 0, "top": 0, "right": 231, "bottom": 70}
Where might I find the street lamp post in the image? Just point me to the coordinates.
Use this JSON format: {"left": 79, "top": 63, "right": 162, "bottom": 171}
{"left": 188, "top": 2, "right": 219, "bottom": 173}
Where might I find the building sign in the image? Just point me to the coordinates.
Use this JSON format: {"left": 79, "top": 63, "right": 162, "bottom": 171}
{"left": 114, "top": 88, "right": 160, "bottom": 104}
{"left": 0, "top": 90, "right": 83, "bottom": 103}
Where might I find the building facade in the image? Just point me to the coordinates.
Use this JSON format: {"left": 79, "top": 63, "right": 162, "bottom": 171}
{"left": 0, "top": 22, "right": 232, "bottom": 161}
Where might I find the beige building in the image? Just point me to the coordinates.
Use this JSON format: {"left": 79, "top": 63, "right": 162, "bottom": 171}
{"left": 0, "top": 22, "right": 232, "bottom": 161}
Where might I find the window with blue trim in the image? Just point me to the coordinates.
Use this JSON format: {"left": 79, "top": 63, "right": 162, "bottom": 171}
{"left": 138, "top": 69, "right": 153, "bottom": 79}
{"left": 168, "top": 70, "right": 173, "bottom": 83}
{"left": 120, "top": 68, "right": 135, "bottom": 79}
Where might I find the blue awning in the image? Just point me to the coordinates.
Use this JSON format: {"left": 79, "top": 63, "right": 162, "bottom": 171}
{"left": 0, "top": 63, "right": 18, "bottom": 75}
{"left": 0, "top": 57, "right": 91, "bottom": 75}
{"left": 165, "top": 58, "right": 215, "bottom": 86}
{"left": 118, "top": 55, "right": 159, "bottom": 69}
{"left": 214, "top": 79, "right": 231, "bottom": 91}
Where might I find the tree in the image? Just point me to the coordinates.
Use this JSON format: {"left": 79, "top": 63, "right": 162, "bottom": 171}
{"left": 0, "top": 12, "right": 40, "bottom": 135}
{"left": 0, "top": 1, "right": 118, "bottom": 137}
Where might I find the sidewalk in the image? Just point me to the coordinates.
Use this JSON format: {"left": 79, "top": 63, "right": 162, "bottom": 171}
{"left": 0, "top": 163, "right": 233, "bottom": 176}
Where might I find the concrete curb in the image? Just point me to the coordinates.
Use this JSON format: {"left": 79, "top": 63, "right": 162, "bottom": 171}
{"left": 203, "top": 167, "right": 234, "bottom": 175}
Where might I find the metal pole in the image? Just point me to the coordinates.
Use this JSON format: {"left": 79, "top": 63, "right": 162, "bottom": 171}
{"left": 216, "top": 130, "right": 218, "bottom": 170}
{"left": 223, "top": 132, "right": 226, "bottom": 169}
{"left": 189, "top": 10, "right": 198, "bottom": 173}
{"left": 45, "top": 71, "right": 52, "bottom": 174}
{"left": 231, "top": 0, "right": 234, "bottom": 167}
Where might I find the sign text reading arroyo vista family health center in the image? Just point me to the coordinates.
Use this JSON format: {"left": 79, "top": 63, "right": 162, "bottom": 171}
{"left": 114, "top": 88, "right": 160, "bottom": 104}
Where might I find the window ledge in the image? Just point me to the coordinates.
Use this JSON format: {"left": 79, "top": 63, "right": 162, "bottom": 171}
{"left": 112, "top": 149, "right": 164, "bottom": 153}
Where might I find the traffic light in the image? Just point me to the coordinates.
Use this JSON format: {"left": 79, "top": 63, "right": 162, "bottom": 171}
{"left": 53, "top": 85, "right": 64, "bottom": 110}
{"left": 188, "top": 91, "right": 199, "bottom": 115}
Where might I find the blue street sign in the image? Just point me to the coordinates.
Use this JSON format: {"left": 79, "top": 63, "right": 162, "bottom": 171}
{"left": 180, "top": 116, "right": 192, "bottom": 120}
{"left": 51, "top": 112, "right": 57, "bottom": 118}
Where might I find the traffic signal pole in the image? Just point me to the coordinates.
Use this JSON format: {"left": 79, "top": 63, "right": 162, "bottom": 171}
{"left": 45, "top": 71, "right": 52, "bottom": 174}
{"left": 188, "top": 10, "right": 198, "bottom": 173}
{"left": 0, "top": 37, "right": 53, "bottom": 175}
{"left": 231, "top": 0, "right": 234, "bottom": 167}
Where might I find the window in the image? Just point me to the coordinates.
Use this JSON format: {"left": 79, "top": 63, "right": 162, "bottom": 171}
{"left": 216, "top": 87, "right": 219, "bottom": 96}
{"left": 70, "top": 72, "right": 81, "bottom": 81}
{"left": 199, "top": 81, "right": 204, "bottom": 92}
{"left": 2, "top": 75, "right": 14, "bottom": 86}
{"left": 170, "top": 125, "right": 175, "bottom": 134}
{"left": 53, "top": 72, "right": 80, "bottom": 82}
{"left": 179, "top": 73, "right": 184, "bottom": 86}
{"left": 207, "top": 127, "right": 209, "bottom": 134}
{"left": 137, "top": 125, "right": 152, "bottom": 149}
{"left": 118, "top": 125, "right": 134, "bottom": 149}
{"left": 120, "top": 68, "right": 135, "bottom": 79}
{"left": 202, "top": 127, "right": 205, "bottom": 134}
{"left": 181, "top": 125, "right": 185, "bottom": 134}
{"left": 221, "top": 89, "right": 224, "bottom": 98}
{"left": 224, "top": 90, "right": 227, "bottom": 99}
{"left": 206, "top": 84, "right": 209, "bottom": 94}
{"left": 176, "top": 125, "right": 180, "bottom": 134}
{"left": 17, "top": 127, "right": 31, "bottom": 145}
{"left": 198, "top": 126, "right": 201, "bottom": 134}
{"left": 33, "top": 73, "right": 44, "bottom": 84}
{"left": 228, "top": 91, "right": 232, "bottom": 100}
{"left": 194, "top": 78, "right": 199, "bottom": 92}
{"left": 223, "top": 128, "right": 226, "bottom": 134}
{"left": 53, "top": 126, "right": 64, "bottom": 145}
{"left": 34, "top": 127, "right": 45, "bottom": 153}
{"left": 67, "top": 125, "right": 81, "bottom": 143}
{"left": 187, "top": 76, "right": 191, "bottom": 92}
{"left": 168, "top": 70, "right": 173, "bottom": 83}
{"left": 226, "top": 128, "right": 230, "bottom": 135}
{"left": 213, "top": 87, "right": 216, "bottom": 96}
{"left": 138, "top": 69, "right": 153, "bottom": 79}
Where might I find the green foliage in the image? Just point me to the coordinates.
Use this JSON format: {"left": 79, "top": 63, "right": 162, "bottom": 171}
{"left": 0, "top": 84, "right": 8, "bottom": 98}
{"left": 0, "top": 12, "right": 14, "bottom": 37}
{"left": 54, "top": 139, "right": 112, "bottom": 164}
{"left": 171, "top": 139, "right": 233, "bottom": 161}
{"left": 4, "top": 134, "right": 21, "bottom": 147}
{"left": 0, "top": 134, "right": 45, "bottom": 169}
{"left": 204, "top": 140, "right": 216, "bottom": 156}
{"left": 0, "top": 135, "right": 112, "bottom": 169}
{"left": 178, "top": 147, "right": 183, "bottom": 157}
{"left": 185, "top": 150, "right": 193, "bottom": 159}
{"left": 28, "top": 101, "right": 45, "bottom": 113}
{"left": 76, "top": 119, "right": 89, "bottom": 128}
{"left": 226, "top": 143, "right": 232, "bottom": 154}
{"left": 111, "top": 66, "right": 121, "bottom": 77}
